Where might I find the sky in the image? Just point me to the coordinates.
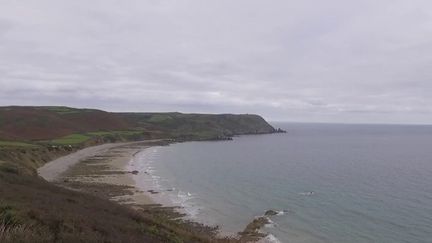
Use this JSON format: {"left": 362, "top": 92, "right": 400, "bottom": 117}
{"left": 1, "top": 0, "right": 432, "bottom": 124}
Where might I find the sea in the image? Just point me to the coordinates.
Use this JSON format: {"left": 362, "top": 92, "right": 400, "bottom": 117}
{"left": 128, "top": 123, "right": 432, "bottom": 243}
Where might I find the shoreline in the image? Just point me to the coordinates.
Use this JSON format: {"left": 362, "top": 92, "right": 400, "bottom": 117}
{"left": 37, "top": 140, "right": 164, "bottom": 182}
{"left": 37, "top": 139, "right": 278, "bottom": 242}
{"left": 38, "top": 140, "right": 169, "bottom": 206}
{"left": 39, "top": 139, "right": 228, "bottom": 239}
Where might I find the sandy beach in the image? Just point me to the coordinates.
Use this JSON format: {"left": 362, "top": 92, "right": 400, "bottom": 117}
{"left": 37, "top": 139, "right": 276, "bottom": 242}
{"left": 38, "top": 140, "right": 168, "bottom": 206}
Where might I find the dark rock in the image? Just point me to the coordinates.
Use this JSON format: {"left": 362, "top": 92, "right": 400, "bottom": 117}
{"left": 264, "top": 210, "right": 279, "bottom": 216}
{"left": 275, "top": 128, "right": 287, "bottom": 133}
{"left": 147, "top": 190, "right": 159, "bottom": 194}
{"left": 131, "top": 170, "right": 139, "bottom": 175}
{"left": 239, "top": 216, "right": 270, "bottom": 241}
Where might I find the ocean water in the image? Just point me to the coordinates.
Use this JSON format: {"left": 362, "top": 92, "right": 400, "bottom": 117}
{"left": 129, "top": 123, "right": 432, "bottom": 243}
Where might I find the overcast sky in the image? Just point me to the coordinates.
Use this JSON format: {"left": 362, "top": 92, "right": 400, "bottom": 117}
{"left": 1, "top": 0, "right": 432, "bottom": 123}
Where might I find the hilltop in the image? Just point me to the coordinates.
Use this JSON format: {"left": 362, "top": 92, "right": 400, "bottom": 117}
{"left": 0, "top": 106, "right": 277, "bottom": 143}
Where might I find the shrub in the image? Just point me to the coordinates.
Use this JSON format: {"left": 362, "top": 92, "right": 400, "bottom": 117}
{"left": 0, "top": 204, "right": 19, "bottom": 227}
{"left": 0, "top": 163, "right": 19, "bottom": 174}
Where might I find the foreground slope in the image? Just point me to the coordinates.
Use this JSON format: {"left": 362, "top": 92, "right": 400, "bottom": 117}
{"left": 0, "top": 169, "right": 235, "bottom": 243}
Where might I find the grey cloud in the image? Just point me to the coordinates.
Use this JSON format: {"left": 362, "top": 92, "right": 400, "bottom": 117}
{"left": 1, "top": 0, "right": 432, "bottom": 123}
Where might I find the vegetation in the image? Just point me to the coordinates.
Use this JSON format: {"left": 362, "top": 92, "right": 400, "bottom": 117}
{"left": 0, "top": 146, "right": 75, "bottom": 177}
{"left": 86, "top": 130, "right": 143, "bottom": 136}
{"left": 87, "top": 130, "right": 145, "bottom": 141}
{"left": 43, "top": 106, "right": 95, "bottom": 114}
{"left": 0, "top": 106, "right": 277, "bottom": 144}
{"left": 0, "top": 169, "right": 238, "bottom": 243}
{"left": 49, "top": 134, "right": 90, "bottom": 145}
{"left": 0, "top": 162, "right": 19, "bottom": 174}
{"left": 148, "top": 114, "right": 173, "bottom": 123}
{"left": 0, "top": 141, "right": 36, "bottom": 147}
{"left": 121, "top": 112, "right": 277, "bottom": 141}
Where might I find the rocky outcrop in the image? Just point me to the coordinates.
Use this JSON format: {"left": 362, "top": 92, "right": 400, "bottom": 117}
{"left": 264, "top": 210, "right": 279, "bottom": 216}
{"left": 239, "top": 216, "right": 270, "bottom": 242}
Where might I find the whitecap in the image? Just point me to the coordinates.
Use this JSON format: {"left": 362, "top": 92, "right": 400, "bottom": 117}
{"left": 258, "top": 234, "right": 282, "bottom": 243}
{"left": 299, "top": 191, "right": 315, "bottom": 196}
{"left": 264, "top": 218, "right": 276, "bottom": 228}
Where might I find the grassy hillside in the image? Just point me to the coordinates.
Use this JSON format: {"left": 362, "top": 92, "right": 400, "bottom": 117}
{"left": 0, "top": 106, "right": 277, "bottom": 144}
{"left": 0, "top": 106, "right": 131, "bottom": 141}
{"left": 121, "top": 112, "right": 276, "bottom": 141}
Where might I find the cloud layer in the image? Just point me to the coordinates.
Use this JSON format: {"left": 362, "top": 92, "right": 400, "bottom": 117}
{"left": 1, "top": 0, "right": 432, "bottom": 123}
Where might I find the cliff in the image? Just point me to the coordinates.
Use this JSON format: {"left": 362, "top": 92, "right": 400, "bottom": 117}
{"left": 0, "top": 106, "right": 277, "bottom": 142}
{"left": 120, "top": 112, "right": 277, "bottom": 141}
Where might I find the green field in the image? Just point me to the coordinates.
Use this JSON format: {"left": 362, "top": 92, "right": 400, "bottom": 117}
{"left": 87, "top": 130, "right": 143, "bottom": 136}
{"left": 148, "top": 114, "right": 173, "bottom": 123}
{"left": 50, "top": 134, "right": 90, "bottom": 145}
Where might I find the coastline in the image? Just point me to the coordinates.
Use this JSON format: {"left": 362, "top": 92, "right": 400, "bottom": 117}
{"left": 2, "top": 106, "right": 281, "bottom": 242}
{"left": 37, "top": 138, "right": 280, "bottom": 242}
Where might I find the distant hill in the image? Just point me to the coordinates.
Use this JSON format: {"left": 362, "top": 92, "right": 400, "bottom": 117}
{"left": 0, "top": 106, "right": 277, "bottom": 142}
{"left": 120, "top": 112, "right": 277, "bottom": 141}
{"left": 0, "top": 106, "right": 131, "bottom": 141}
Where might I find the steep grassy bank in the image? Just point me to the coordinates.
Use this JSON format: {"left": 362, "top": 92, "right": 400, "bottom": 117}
{"left": 0, "top": 169, "right": 237, "bottom": 243}
{"left": 0, "top": 146, "right": 76, "bottom": 176}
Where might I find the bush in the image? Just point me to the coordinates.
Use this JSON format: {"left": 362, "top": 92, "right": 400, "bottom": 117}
{"left": 0, "top": 204, "right": 19, "bottom": 227}
{"left": 0, "top": 164, "right": 19, "bottom": 174}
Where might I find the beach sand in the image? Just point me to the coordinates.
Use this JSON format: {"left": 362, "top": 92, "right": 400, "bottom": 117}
{"left": 38, "top": 140, "right": 168, "bottom": 206}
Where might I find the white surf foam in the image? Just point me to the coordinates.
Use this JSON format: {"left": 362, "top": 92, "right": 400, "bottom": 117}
{"left": 258, "top": 234, "right": 282, "bottom": 243}
{"left": 264, "top": 218, "right": 276, "bottom": 228}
